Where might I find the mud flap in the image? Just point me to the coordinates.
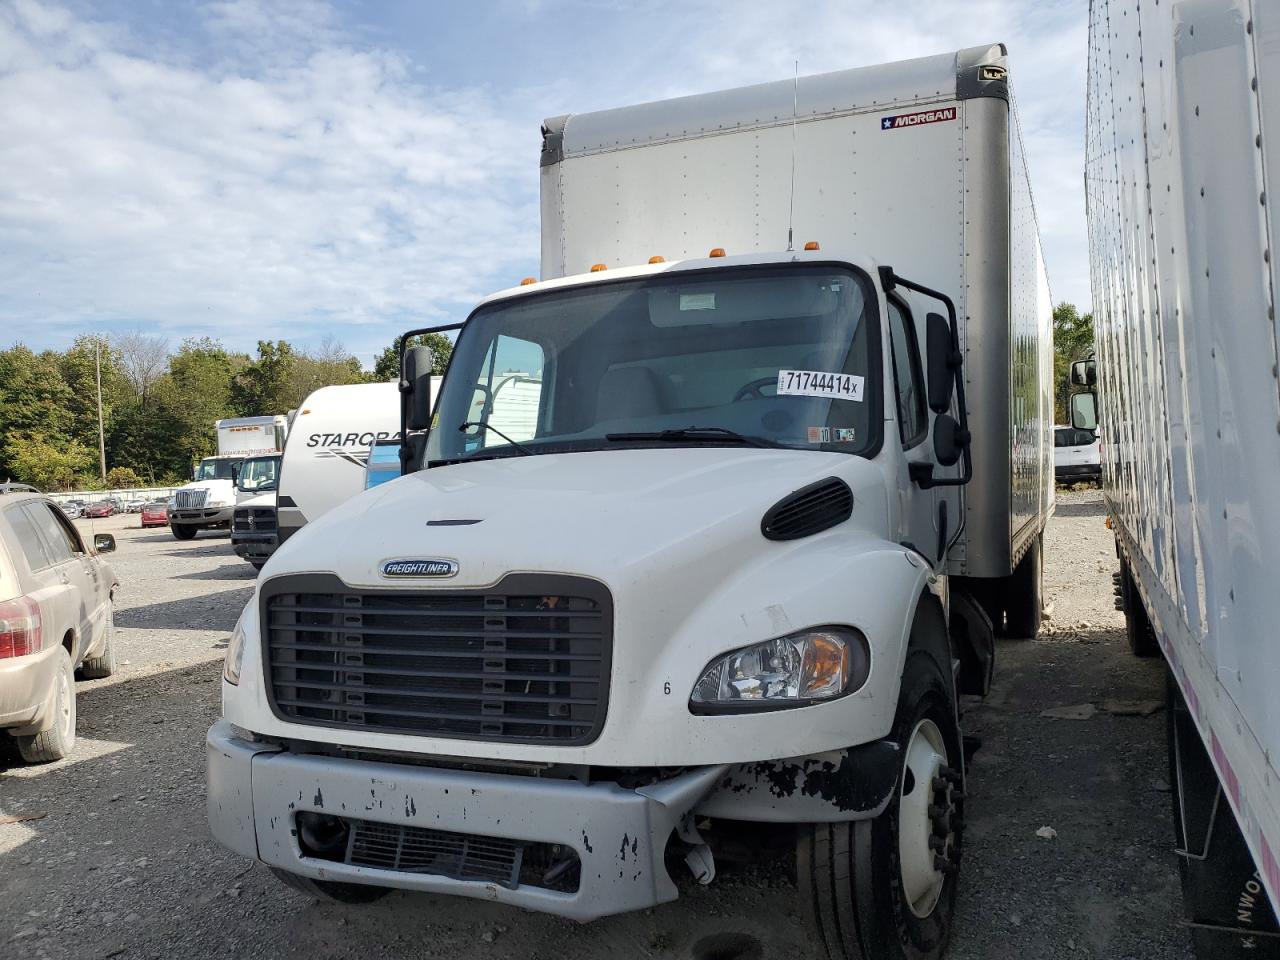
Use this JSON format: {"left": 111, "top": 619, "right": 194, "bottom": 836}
{"left": 949, "top": 587, "right": 995, "bottom": 696}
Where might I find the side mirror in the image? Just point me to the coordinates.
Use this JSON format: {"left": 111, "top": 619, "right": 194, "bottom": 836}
{"left": 926, "top": 312, "right": 958, "bottom": 413}
{"left": 230, "top": 464, "right": 240, "bottom": 484}
{"left": 933, "top": 413, "right": 969, "bottom": 467}
{"left": 191, "top": 464, "right": 197, "bottom": 480}
{"left": 1070, "top": 358, "right": 1097, "bottom": 387}
{"left": 403, "top": 345, "right": 435, "bottom": 431}
{"left": 1070, "top": 392, "right": 1098, "bottom": 431}
{"left": 93, "top": 533, "right": 116, "bottom": 554}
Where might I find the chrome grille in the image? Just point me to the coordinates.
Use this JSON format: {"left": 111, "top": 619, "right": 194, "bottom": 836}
{"left": 175, "top": 489, "right": 207, "bottom": 509}
{"left": 262, "top": 574, "right": 611, "bottom": 744}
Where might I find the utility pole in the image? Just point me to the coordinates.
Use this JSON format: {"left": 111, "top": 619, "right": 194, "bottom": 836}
{"left": 95, "top": 340, "right": 106, "bottom": 483}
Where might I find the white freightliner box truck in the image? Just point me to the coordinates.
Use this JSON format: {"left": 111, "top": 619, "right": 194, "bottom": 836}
{"left": 1081, "top": 2, "right": 1280, "bottom": 953}
{"left": 209, "top": 46, "right": 1052, "bottom": 960}
{"left": 170, "top": 415, "right": 288, "bottom": 541}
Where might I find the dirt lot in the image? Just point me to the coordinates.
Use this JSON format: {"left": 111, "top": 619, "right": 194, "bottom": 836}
{"left": 0, "top": 491, "right": 1191, "bottom": 959}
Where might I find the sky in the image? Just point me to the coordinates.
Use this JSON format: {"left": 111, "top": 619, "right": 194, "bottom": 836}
{"left": 0, "top": 0, "right": 1088, "bottom": 368}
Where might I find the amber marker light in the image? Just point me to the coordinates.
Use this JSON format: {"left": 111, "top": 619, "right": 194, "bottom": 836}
{"left": 648, "top": 256, "right": 665, "bottom": 263}
{"left": 519, "top": 277, "right": 537, "bottom": 286}
{"left": 804, "top": 241, "right": 821, "bottom": 251}
{"left": 709, "top": 247, "right": 726, "bottom": 258}
{"left": 590, "top": 263, "right": 608, "bottom": 272}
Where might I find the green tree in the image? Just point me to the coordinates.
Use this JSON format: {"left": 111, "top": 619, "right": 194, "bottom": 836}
{"left": 105, "top": 466, "right": 144, "bottom": 488}
{"left": 372, "top": 332, "right": 454, "bottom": 382}
{"left": 287, "top": 335, "right": 370, "bottom": 408}
{"left": 0, "top": 346, "right": 76, "bottom": 481}
{"left": 231, "top": 340, "right": 296, "bottom": 415}
{"left": 1053, "top": 302, "right": 1094, "bottom": 423}
{"left": 2, "top": 430, "right": 95, "bottom": 491}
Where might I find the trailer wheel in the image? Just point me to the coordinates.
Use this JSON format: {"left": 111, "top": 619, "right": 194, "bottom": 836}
{"left": 1002, "top": 534, "right": 1042, "bottom": 639}
{"left": 268, "top": 867, "right": 391, "bottom": 904}
{"left": 1120, "top": 556, "right": 1159, "bottom": 657}
{"left": 797, "top": 653, "right": 963, "bottom": 960}
{"left": 171, "top": 524, "right": 198, "bottom": 541}
{"left": 1167, "top": 672, "right": 1280, "bottom": 956}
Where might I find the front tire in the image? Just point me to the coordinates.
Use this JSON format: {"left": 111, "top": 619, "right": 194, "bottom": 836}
{"left": 268, "top": 867, "right": 391, "bottom": 904}
{"left": 17, "top": 647, "right": 77, "bottom": 763}
{"left": 171, "top": 524, "right": 198, "bottom": 541}
{"left": 798, "top": 653, "right": 963, "bottom": 960}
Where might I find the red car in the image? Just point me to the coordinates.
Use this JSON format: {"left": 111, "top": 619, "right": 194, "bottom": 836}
{"left": 82, "top": 501, "right": 114, "bottom": 518}
{"left": 140, "top": 501, "right": 168, "bottom": 528}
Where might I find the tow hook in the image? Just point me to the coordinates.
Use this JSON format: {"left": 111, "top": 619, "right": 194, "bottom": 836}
{"left": 678, "top": 814, "right": 716, "bottom": 885}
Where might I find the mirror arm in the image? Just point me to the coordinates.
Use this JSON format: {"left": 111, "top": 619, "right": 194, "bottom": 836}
{"left": 879, "top": 267, "right": 973, "bottom": 487}
{"left": 396, "top": 322, "right": 464, "bottom": 475}
{"left": 909, "top": 462, "right": 936, "bottom": 489}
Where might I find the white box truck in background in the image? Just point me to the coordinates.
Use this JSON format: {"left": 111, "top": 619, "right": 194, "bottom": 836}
{"left": 210, "top": 46, "right": 1052, "bottom": 960}
{"left": 169, "top": 415, "right": 288, "bottom": 541}
{"left": 1082, "top": 1, "right": 1280, "bottom": 953}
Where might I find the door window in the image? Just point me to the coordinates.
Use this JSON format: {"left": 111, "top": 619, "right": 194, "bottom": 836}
{"left": 23, "top": 503, "right": 76, "bottom": 564}
{"left": 4, "top": 505, "right": 55, "bottom": 571}
{"left": 886, "top": 298, "right": 928, "bottom": 447}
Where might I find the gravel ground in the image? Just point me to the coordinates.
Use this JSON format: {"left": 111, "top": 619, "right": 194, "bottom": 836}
{"left": 0, "top": 491, "right": 1191, "bottom": 959}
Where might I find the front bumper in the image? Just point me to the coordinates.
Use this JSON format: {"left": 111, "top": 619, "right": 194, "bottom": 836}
{"left": 206, "top": 720, "right": 727, "bottom": 921}
{"left": 232, "top": 533, "right": 277, "bottom": 562}
{"left": 171, "top": 506, "right": 234, "bottom": 525}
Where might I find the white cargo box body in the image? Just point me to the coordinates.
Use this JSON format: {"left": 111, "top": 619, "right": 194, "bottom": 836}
{"left": 1087, "top": 0, "right": 1280, "bottom": 906}
{"left": 540, "top": 45, "right": 1053, "bottom": 578}
{"left": 215, "top": 416, "right": 288, "bottom": 458}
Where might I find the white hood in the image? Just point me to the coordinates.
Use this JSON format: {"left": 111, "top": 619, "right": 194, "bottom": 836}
{"left": 272, "top": 448, "right": 889, "bottom": 588}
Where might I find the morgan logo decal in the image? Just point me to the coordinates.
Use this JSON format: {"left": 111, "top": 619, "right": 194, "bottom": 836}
{"left": 380, "top": 558, "right": 459, "bottom": 578}
{"left": 880, "top": 107, "right": 956, "bottom": 131}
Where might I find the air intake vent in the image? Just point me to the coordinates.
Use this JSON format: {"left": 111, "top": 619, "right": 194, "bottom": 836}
{"left": 761, "top": 478, "right": 853, "bottom": 541}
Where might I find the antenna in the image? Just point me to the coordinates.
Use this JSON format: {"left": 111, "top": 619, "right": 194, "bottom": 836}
{"left": 787, "top": 59, "right": 798, "bottom": 253}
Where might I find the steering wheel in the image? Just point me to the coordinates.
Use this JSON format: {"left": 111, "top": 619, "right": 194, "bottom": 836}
{"left": 733, "top": 377, "right": 778, "bottom": 402}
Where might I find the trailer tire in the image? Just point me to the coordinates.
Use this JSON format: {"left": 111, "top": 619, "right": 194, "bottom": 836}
{"left": 268, "top": 867, "right": 391, "bottom": 904}
{"left": 171, "top": 524, "right": 198, "bottom": 541}
{"left": 1167, "top": 672, "right": 1280, "bottom": 956}
{"left": 797, "top": 652, "right": 962, "bottom": 960}
{"left": 1120, "top": 556, "right": 1159, "bottom": 657}
{"left": 1002, "top": 534, "right": 1042, "bottom": 639}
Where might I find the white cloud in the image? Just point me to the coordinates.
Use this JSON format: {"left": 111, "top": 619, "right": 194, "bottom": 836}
{"left": 0, "top": 0, "right": 1092, "bottom": 368}
{"left": 0, "top": 0, "right": 538, "bottom": 361}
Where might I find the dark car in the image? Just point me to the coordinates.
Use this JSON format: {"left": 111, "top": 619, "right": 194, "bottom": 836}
{"left": 82, "top": 502, "right": 114, "bottom": 519}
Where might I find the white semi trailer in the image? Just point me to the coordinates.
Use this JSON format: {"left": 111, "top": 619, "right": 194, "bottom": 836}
{"left": 1082, "top": 1, "right": 1280, "bottom": 954}
{"left": 209, "top": 46, "right": 1052, "bottom": 960}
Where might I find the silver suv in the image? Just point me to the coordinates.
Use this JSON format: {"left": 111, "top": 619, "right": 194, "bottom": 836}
{"left": 0, "top": 484, "right": 118, "bottom": 763}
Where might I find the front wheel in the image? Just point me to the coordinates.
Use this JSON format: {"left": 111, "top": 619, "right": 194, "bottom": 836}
{"left": 171, "top": 524, "right": 198, "bottom": 541}
{"left": 798, "top": 653, "right": 963, "bottom": 960}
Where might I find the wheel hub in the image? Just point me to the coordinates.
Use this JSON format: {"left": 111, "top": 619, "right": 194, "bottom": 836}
{"left": 898, "top": 718, "right": 961, "bottom": 918}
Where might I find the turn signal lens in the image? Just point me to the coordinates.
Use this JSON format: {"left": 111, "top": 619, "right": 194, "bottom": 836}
{"left": 519, "top": 277, "right": 537, "bottom": 286}
{"left": 590, "top": 263, "right": 608, "bottom": 272}
{"left": 803, "top": 241, "right": 821, "bottom": 251}
{"left": 708, "top": 247, "right": 726, "bottom": 258}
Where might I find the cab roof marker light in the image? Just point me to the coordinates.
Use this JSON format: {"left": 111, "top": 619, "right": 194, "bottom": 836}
{"left": 804, "top": 241, "right": 821, "bottom": 251}
{"left": 709, "top": 247, "right": 726, "bottom": 258}
{"left": 648, "top": 256, "right": 665, "bottom": 263}
{"left": 519, "top": 277, "right": 537, "bottom": 286}
{"left": 590, "top": 263, "right": 608, "bottom": 272}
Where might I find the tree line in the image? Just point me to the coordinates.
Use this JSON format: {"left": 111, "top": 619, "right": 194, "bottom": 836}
{"left": 1053, "top": 302, "right": 1094, "bottom": 424}
{"left": 0, "top": 331, "right": 453, "bottom": 491}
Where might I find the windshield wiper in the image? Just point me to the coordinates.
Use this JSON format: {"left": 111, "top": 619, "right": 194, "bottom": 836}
{"left": 458, "top": 421, "right": 534, "bottom": 456}
{"left": 604, "top": 426, "right": 778, "bottom": 448}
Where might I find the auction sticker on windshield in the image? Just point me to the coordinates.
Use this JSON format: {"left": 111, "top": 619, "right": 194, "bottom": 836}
{"left": 776, "top": 370, "right": 864, "bottom": 402}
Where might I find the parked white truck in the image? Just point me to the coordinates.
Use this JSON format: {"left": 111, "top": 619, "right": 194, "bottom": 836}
{"left": 230, "top": 454, "right": 282, "bottom": 570}
{"left": 209, "top": 46, "right": 1052, "bottom": 960}
{"left": 1080, "top": 2, "right": 1280, "bottom": 954}
{"left": 170, "top": 416, "right": 288, "bottom": 541}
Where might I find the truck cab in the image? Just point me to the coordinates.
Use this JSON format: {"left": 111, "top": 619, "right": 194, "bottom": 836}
{"left": 231, "top": 454, "right": 281, "bottom": 571}
{"left": 209, "top": 46, "right": 1051, "bottom": 960}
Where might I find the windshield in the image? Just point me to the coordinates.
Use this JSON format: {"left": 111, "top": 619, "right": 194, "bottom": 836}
{"left": 237, "top": 455, "right": 280, "bottom": 491}
{"left": 195, "top": 458, "right": 239, "bottom": 481}
{"left": 425, "top": 265, "right": 880, "bottom": 465}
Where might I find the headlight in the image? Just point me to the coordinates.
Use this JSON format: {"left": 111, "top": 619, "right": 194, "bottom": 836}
{"left": 689, "top": 627, "right": 870, "bottom": 712}
{"left": 224, "top": 610, "right": 249, "bottom": 685}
